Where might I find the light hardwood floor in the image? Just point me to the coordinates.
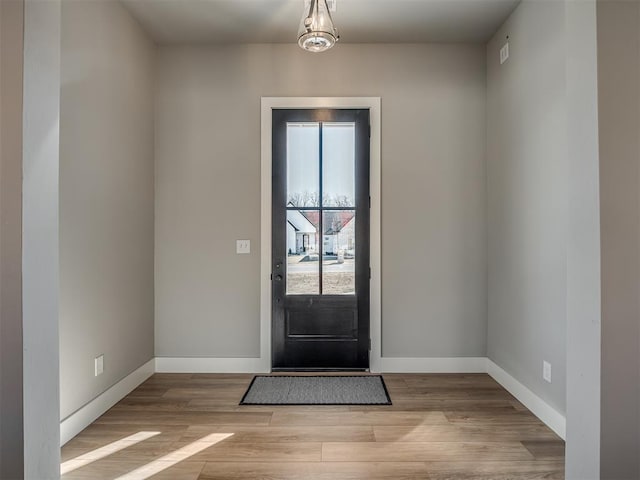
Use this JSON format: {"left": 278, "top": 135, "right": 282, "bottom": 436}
{"left": 61, "top": 373, "right": 565, "bottom": 479}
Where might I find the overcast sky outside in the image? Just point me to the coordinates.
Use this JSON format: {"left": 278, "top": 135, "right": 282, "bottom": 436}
{"left": 287, "top": 122, "right": 355, "bottom": 207}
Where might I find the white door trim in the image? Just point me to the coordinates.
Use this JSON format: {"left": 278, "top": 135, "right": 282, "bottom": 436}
{"left": 260, "top": 97, "right": 382, "bottom": 372}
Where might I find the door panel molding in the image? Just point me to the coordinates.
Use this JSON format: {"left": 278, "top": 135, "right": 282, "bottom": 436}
{"left": 260, "top": 97, "right": 382, "bottom": 372}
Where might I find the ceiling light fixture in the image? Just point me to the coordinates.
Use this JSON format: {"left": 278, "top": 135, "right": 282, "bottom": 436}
{"left": 297, "top": 0, "right": 339, "bottom": 53}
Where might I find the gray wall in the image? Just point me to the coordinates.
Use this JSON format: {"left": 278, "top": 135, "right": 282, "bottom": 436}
{"left": 597, "top": 1, "right": 640, "bottom": 478}
{"left": 59, "top": 0, "right": 155, "bottom": 420}
{"left": 155, "top": 44, "right": 487, "bottom": 359}
{"left": 22, "top": 0, "right": 61, "bottom": 476}
{"left": 486, "top": 0, "right": 568, "bottom": 414}
{"left": 0, "top": 1, "right": 24, "bottom": 478}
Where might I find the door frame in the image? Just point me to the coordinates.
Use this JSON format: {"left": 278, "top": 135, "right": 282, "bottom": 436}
{"left": 260, "top": 97, "right": 381, "bottom": 372}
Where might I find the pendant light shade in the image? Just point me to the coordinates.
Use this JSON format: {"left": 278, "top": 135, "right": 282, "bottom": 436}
{"left": 298, "top": 0, "right": 339, "bottom": 53}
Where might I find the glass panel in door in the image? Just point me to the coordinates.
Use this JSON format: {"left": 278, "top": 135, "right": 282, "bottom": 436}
{"left": 322, "top": 210, "right": 355, "bottom": 295}
{"left": 287, "top": 123, "right": 319, "bottom": 207}
{"left": 322, "top": 123, "right": 356, "bottom": 208}
{"left": 286, "top": 210, "right": 319, "bottom": 295}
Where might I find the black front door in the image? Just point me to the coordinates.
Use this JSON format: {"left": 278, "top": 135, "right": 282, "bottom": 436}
{"left": 272, "top": 109, "right": 370, "bottom": 370}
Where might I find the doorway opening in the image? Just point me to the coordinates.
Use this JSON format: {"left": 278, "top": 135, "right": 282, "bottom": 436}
{"left": 260, "top": 97, "right": 381, "bottom": 373}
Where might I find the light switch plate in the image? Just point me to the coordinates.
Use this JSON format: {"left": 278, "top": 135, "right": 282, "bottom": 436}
{"left": 236, "top": 240, "right": 250, "bottom": 254}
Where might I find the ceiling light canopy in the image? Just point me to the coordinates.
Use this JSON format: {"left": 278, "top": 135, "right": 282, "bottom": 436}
{"left": 297, "top": 0, "right": 339, "bottom": 53}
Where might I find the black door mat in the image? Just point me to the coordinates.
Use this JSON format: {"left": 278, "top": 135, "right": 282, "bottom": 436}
{"left": 239, "top": 375, "right": 392, "bottom": 405}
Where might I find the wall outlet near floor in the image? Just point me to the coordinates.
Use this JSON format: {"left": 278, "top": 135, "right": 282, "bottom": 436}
{"left": 236, "top": 239, "right": 250, "bottom": 254}
{"left": 95, "top": 354, "right": 104, "bottom": 376}
{"left": 500, "top": 42, "right": 509, "bottom": 64}
{"left": 543, "top": 360, "right": 552, "bottom": 383}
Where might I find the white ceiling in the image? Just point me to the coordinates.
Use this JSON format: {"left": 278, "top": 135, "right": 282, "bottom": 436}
{"left": 121, "top": 0, "right": 520, "bottom": 45}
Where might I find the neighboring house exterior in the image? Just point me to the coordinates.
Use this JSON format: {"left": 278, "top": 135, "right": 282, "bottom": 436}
{"left": 286, "top": 209, "right": 317, "bottom": 254}
{"left": 287, "top": 207, "right": 355, "bottom": 256}
{"left": 322, "top": 211, "right": 355, "bottom": 256}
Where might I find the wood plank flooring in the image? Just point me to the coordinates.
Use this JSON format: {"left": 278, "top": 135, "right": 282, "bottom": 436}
{"left": 61, "top": 373, "right": 565, "bottom": 479}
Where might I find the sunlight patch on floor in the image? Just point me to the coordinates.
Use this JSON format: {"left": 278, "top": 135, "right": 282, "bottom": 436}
{"left": 113, "top": 433, "right": 234, "bottom": 480}
{"left": 60, "top": 431, "right": 161, "bottom": 475}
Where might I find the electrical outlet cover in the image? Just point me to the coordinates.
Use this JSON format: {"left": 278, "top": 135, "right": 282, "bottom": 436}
{"left": 95, "top": 355, "right": 104, "bottom": 376}
{"left": 543, "top": 361, "right": 552, "bottom": 383}
{"left": 500, "top": 43, "right": 509, "bottom": 64}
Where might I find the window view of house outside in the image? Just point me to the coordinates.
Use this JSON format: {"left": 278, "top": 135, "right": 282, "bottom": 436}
{"left": 286, "top": 122, "right": 355, "bottom": 295}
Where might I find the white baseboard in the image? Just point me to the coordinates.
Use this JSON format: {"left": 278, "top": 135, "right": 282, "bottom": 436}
{"left": 154, "top": 356, "right": 487, "bottom": 374}
{"left": 378, "top": 356, "right": 487, "bottom": 373}
{"left": 486, "top": 359, "right": 566, "bottom": 440}
{"left": 60, "top": 359, "right": 155, "bottom": 446}
{"left": 155, "top": 357, "right": 269, "bottom": 373}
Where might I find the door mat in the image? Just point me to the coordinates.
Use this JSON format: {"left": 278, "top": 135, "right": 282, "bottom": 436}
{"left": 239, "top": 375, "right": 392, "bottom": 405}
